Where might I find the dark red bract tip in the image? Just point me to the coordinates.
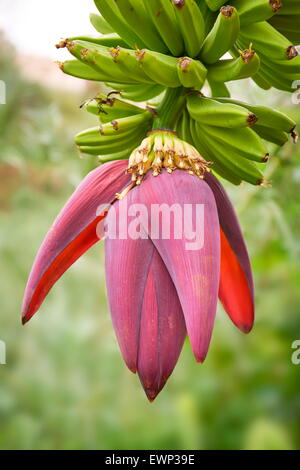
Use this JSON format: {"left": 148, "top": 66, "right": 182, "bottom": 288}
{"left": 240, "top": 323, "right": 253, "bottom": 334}
{"left": 145, "top": 390, "right": 158, "bottom": 402}
{"left": 195, "top": 354, "right": 207, "bottom": 364}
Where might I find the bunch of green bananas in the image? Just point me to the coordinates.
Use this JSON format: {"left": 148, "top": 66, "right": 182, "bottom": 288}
{"left": 269, "top": 0, "right": 300, "bottom": 45}
{"left": 56, "top": 0, "right": 299, "bottom": 186}
{"left": 75, "top": 95, "right": 154, "bottom": 163}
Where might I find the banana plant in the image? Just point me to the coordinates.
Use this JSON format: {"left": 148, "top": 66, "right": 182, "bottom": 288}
{"left": 22, "top": 0, "right": 299, "bottom": 400}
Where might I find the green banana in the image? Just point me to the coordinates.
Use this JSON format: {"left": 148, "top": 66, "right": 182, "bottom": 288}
{"left": 68, "top": 35, "right": 129, "bottom": 48}
{"left": 175, "top": 108, "right": 195, "bottom": 146}
{"left": 230, "top": 0, "right": 282, "bottom": 25}
{"left": 263, "top": 61, "right": 300, "bottom": 83}
{"left": 84, "top": 96, "right": 145, "bottom": 122}
{"left": 136, "top": 49, "right": 181, "bottom": 87}
{"left": 60, "top": 40, "right": 131, "bottom": 83}
{"left": 231, "top": 42, "right": 288, "bottom": 92}
{"left": 272, "top": 0, "right": 300, "bottom": 15}
{"left": 114, "top": 0, "right": 168, "bottom": 53}
{"left": 175, "top": 113, "right": 184, "bottom": 138}
{"left": 190, "top": 119, "right": 243, "bottom": 185}
{"left": 252, "top": 125, "right": 289, "bottom": 147}
{"left": 215, "top": 97, "right": 296, "bottom": 133}
{"left": 203, "top": 123, "right": 270, "bottom": 162}
{"left": 270, "top": 15, "right": 300, "bottom": 29}
{"left": 260, "top": 72, "right": 293, "bottom": 92}
{"left": 237, "top": 33, "right": 299, "bottom": 91}
{"left": 99, "top": 111, "right": 152, "bottom": 134}
{"left": 88, "top": 122, "right": 148, "bottom": 152}
{"left": 269, "top": 14, "right": 300, "bottom": 44}
{"left": 195, "top": 0, "right": 217, "bottom": 36}
{"left": 206, "top": 124, "right": 268, "bottom": 162}
{"left": 78, "top": 133, "right": 143, "bottom": 156}
{"left": 57, "top": 60, "right": 104, "bottom": 81}
{"left": 171, "top": 0, "right": 205, "bottom": 58}
{"left": 207, "top": 47, "right": 260, "bottom": 82}
{"left": 178, "top": 109, "right": 194, "bottom": 145}
{"left": 65, "top": 40, "right": 153, "bottom": 84}
{"left": 76, "top": 127, "right": 139, "bottom": 148}
{"left": 76, "top": 112, "right": 152, "bottom": 145}
{"left": 106, "top": 83, "right": 165, "bottom": 102}
{"left": 200, "top": 6, "right": 240, "bottom": 65}
{"left": 201, "top": 123, "right": 266, "bottom": 184}
{"left": 77, "top": 124, "right": 149, "bottom": 154}
{"left": 147, "top": 0, "right": 184, "bottom": 56}
{"left": 252, "top": 72, "right": 272, "bottom": 90}
{"left": 94, "top": 0, "right": 143, "bottom": 48}
{"left": 208, "top": 80, "right": 231, "bottom": 97}
{"left": 58, "top": 0, "right": 294, "bottom": 188}
{"left": 270, "top": 27, "right": 300, "bottom": 44}
{"left": 239, "top": 22, "right": 298, "bottom": 61}
{"left": 279, "top": 30, "right": 300, "bottom": 45}
{"left": 177, "top": 57, "right": 207, "bottom": 88}
{"left": 257, "top": 60, "right": 297, "bottom": 92}
{"left": 187, "top": 94, "right": 257, "bottom": 128}
{"left": 108, "top": 46, "right": 155, "bottom": 83}
{"left": 258, "top": 52, "right": 300, "bottom": 73}
{"left": 80, "top": 140, "right": 138, "bottom": 158}
{"left": 89, "top": 13, "right": 114, "bottom": 34}
{"left": 204, "top": 0, "right": 227, "bottom": 13}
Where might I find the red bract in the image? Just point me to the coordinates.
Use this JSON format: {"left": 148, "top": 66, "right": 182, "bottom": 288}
{"left": 204, "top": 173, "right": 254, "bottom": 333}
{"left": 22, "top": 160, "right": 131, "bottom": 324}
{"left": 22, "top": 161, "right": 254, "bottom": 400}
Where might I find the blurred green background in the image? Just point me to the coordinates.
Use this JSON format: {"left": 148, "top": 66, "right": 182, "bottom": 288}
{"left": 0, "top": 32, "right": 300, "bottom": 451}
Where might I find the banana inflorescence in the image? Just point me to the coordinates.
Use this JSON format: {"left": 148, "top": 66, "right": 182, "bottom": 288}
{"left": 56, "top": 0, "right": 299, "bottom": 186}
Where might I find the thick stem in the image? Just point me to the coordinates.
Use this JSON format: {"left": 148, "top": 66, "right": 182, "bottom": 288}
{"left": 152, "top": 87, "right": 186, "bottom": 131}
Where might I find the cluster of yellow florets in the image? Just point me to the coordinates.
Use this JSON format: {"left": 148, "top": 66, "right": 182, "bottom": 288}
{"left": 127, "top": 130, "right": 211, "bottom": 185}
